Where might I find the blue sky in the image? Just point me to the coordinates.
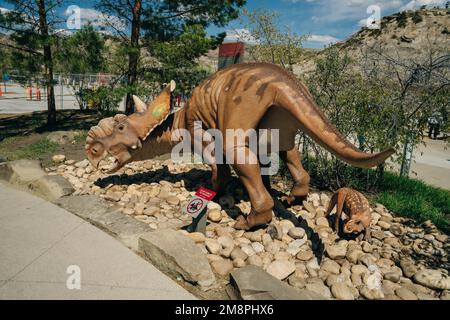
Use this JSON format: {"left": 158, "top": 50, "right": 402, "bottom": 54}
{"left": 0, "top": 0, "right": 447, "bottom": 48}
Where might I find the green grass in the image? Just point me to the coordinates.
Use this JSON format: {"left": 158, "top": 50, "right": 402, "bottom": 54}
{"left": 374, "top": 172, "right": 450, "bottom": 234}
{"left": 0, "top": 137, "right": 58, "bottom": 162}
{"left": 73, "top": 130, "right": 88, "bottom": 144}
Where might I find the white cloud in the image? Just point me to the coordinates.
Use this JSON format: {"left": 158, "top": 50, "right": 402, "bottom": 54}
{"left": 224, "top": 28, "right": 259, "bottom": 44}
{"left": 0, "top": 7, "right": 10, "bottom": 14}
{"left": 63, "top": 7, "right": 126, "bottom": 31}
{"left": 291, "top": 1, "right": 417, "bottom": 24}
{"left": 306, "top": 34, "right": 340, "bottom": 45}
{"left": 400, "top": 0, "right": 446, "bottom": 11}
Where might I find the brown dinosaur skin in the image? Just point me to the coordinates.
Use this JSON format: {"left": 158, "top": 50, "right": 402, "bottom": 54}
{"left": 325, "top": 187, "right": 372, "bottom": 242}
{"left": 85, "top": 63, "right": 394, "bottom": 231}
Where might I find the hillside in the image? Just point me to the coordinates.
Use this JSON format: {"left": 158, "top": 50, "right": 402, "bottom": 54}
{"left": 295, "top": 8, "right": 450, "bottom": 75}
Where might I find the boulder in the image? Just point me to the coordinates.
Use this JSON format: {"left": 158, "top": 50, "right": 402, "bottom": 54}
{"left": 360, "top": 286, "right": 385, "bottom": 300}
{"left": 288, "top": 227, "right": 306, "bottom": 239}
{"left": 331, "top": 283, "right": 355, "bottom": 300}
{"left": 139, "top": 229, "right": 216, "bottom": 287}
{"left": 413, "top": 269, "right": 450, "bottom": 290}
{"left": 211, "top": 259, "right": 234, "bottom": 276}
{"left": 0, "top": 160, "right": 45, "bottom": 185}
{"left": 186, "top": 232, "right": 206, "bottom": 243}
{"left": 321, "top": 260, "right": 341, "bottom": 275}
{"left": 205, "top": 239, "right": 222, "bottom": 254}
{"left": 326, "top": 244, "right": 347, "bottom": 259}
{"left": 266, "top": 260, "right": 296, "bottom": 280}
{"left": 208, "top": 209, "right": 222, "bottom": 222}
{"left": 28, "top": 175, "right": 74, "bottom": 201}
{"left": 296, "top": 250, "right": 314, "bottom": 261}
{"left": 395, "top": 287, "right": 418, "bottom": 300}
{"left": 52, "top": 154, "right": 66, "bottom": 163}
{"left": 247, "top": 255, "right": 263, "bottom": 267}
{"left": 230, "top": 248, "right": 248, "bottom": 261}
{"left": 229, "top": 266, "right": 325, "bottom": 300}
{"left": 305, "top": 278, "right": 332, "bottom": 298}
{"left": 400, "top": 259, "right": 418, "bottom": 278}
{"left": 47, "top": 131, "right": 80, "bottom": 144}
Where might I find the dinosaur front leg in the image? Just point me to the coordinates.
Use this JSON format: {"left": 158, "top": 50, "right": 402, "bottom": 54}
{"left": 231, "top": 148, "right": 274, "bottom": 230}
{"left": 280, "top": 147, "right": 310, "bottom": 205}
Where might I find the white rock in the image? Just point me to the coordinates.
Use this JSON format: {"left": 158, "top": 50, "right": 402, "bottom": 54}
{"left": 326, "top": 245, "right": 347, "bottom": 259}
{"left": 266, "top": 260, "right": 296, "bottom": 280}
{"left": 187, "top": 232, "right": 206, "bottom": 243}
{"left": 241, "top": 245, "right": 256, "bottom": 257}
{"left": 331, "top": 283, "right": 355, "bottom": 300}
{"left": 321, "top": 260, "right": 341, "bottom": 275}
{"left": 207, "top": 209, "right": 222, "bottom": 222}
{"left": 52, "top": 155, "right": 66, "bottom": 163}
{"left": 413, "top": 269, "right": 450, "bottom": 290}
{"left": 251, "top": 242, "right": 265, "bottom": 254}
{"left": 218, "top": 236, "right": 234, "bottom": 249}
{"left": 205, "top": 239, "right": 221, "bottom": 254}
{"left": 288, "top": 227, "right": 306, "bottom": 239}
{"left": 247, "top": 255, "right": 263, "bottom": 267}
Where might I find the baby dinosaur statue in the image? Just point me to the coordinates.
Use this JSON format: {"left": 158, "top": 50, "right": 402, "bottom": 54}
{"left": 325, "top": 187, "right": 372, "bottom": 242}
{"left": 85, "top": 63, "right": 394, "bottom": 231}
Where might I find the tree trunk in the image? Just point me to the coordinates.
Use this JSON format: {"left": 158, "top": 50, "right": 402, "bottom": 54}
{"left": 125, "top": 0, "right": 142, "bottom": 115}
{"left": 37, "top": 0, "right": 56, "bottom": 128}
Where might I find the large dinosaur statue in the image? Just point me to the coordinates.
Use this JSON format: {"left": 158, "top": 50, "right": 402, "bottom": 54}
{"left": 85, "top": 63, "right": 394, "bottom": 230}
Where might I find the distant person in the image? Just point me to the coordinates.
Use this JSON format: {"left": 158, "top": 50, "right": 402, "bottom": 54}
{"left": 428, "top": 111, "right": 443, "bottom": 139}
{"left": 36, "top": 86, "right": 41, "bottom": 101}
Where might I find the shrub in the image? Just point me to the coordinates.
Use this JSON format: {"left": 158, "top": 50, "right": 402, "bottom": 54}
{"left": 396, "top": 12, "right": 408, "bottom": 27}
{"left": 412, "top": 11, "right": 423, "bottom": 24}
{"left": 76, "top": 85, "right": 126, "bottom": 115}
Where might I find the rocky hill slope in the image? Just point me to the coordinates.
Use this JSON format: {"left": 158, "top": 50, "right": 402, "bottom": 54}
{"left": 295, "top": 8, "right": 450, "bottom": 75}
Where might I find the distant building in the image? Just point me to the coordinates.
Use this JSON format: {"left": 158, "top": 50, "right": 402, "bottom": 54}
{"left": 218, "top": 42, "right": 245, "bottom": 70}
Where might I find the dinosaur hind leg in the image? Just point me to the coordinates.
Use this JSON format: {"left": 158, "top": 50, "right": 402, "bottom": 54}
{"left": 210, "top": 163, "right": 231, "bottom": 195}
{"left": 231, "top": 147, "right": 274, "bottom": 230}
{"left": 280, "top": 147, "right": 310, "bottom": 205}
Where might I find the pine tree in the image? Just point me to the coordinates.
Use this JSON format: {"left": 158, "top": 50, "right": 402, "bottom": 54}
{"left": 96, "top": 0, "right": 246, "bottom": 114}
{"left": 0, "top": 0, "right": 60, "bottom": 128}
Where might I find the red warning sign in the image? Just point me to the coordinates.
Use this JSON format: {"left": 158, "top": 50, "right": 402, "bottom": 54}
{"left": 183, "top": 187, "right": 216, "bottom": 218}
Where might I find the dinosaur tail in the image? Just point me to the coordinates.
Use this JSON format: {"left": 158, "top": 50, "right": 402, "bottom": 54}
{"left": 275, "top": 84, "right": 394, "bottom": 169}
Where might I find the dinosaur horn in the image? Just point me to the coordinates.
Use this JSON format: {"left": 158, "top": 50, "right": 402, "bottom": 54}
{"left": 169, "top": 80, "right": 176, "bottom": 92}
{"left": 133, "top": 95, "right": 147, "bottom": 113}
{"left": 128, "top": 81, "right": 175, "bottom": 140}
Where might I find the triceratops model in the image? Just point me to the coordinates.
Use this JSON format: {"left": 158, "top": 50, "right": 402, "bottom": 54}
{"left": 85, "top": 63, "right": 394, "bottom": 230}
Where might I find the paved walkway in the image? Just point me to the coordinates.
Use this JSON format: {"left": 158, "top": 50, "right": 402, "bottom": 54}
{"left": 389, "top": 138, "right": 450, "bottom": 190}
{"left": 0, "top": 182, "right": 195, "bottom": 299}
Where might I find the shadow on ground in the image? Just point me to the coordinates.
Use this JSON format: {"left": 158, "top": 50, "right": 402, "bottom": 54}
{"left": 0, "top": 110, "right": 108, "bottom": 140}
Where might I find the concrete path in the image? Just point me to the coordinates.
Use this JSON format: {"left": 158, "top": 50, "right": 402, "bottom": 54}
{"left": 0, "top": 182, "right": 195, "bottom": 300}
{"left": 0, "top": 83, "right": 125, "bottom": 114}
{"left": 389, "top": 138, "right": 450, "bottom": 190}
{"left": 409, "top": 138, "right": 450, "bottom": 190}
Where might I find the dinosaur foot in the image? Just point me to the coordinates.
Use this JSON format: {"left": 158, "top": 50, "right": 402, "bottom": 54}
{"left": 233, "top": 211, "right": 272, "bottom": 231}
{"left": 281, "top": 194, "right": 307, "bottom": 207}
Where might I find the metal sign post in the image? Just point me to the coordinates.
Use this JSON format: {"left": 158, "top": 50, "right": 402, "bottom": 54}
{"left": 183, "top": 187, "right": 216, "bottom": 234}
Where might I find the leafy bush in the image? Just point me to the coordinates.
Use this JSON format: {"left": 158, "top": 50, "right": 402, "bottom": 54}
{"left": 76, "top": 85, "right": 126, "bottom": 115}
{"left": 396, "top": 12, "right": 408, "bottom": 27}
{"left": 303, "top": 47, "right": 398, "bottom": 190}
{"left": 412, "top": 11, "right": 423, "bottom": 24}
